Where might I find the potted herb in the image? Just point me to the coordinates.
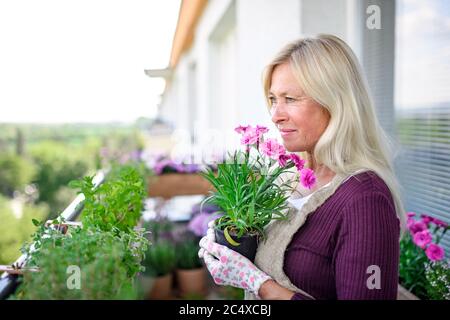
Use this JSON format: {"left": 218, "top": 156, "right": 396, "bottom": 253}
{"left": 202, "top": 125, "right": 315, "bottom": 261}
{"left": 15, "top": 164, "right": 149, "bottom": 300}
{"left": 16, "top": 228, "right": 140, "bottom": 300}
{"left": 175, "top": 238, "right": 207, "bottom": 298}
{"left": 69, "top": 164, "right": 146, "bottom": 234}
{"left": 143, "top": 241, "right": 177, "bottom": 299}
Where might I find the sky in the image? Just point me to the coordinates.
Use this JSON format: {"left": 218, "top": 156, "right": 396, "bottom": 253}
{"left": 395, "top": 0, "right": 450, "bottom": 109}
{"left": 0, "top": 0, "right": 181, "bottom": 123}
{"left": 1, "top": 1, "right": 449, "bottom": 123}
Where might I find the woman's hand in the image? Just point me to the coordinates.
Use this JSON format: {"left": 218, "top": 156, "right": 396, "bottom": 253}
{"left": 198, "top": 220, "right": 216, "bottom": 259}
{"left": 198, "top": 232, "right": 271, "bottom": 297}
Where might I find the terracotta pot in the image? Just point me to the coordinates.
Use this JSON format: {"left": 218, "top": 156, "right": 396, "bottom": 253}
{"left": 148, "top": 273, "right": 173, "bottom": 300}
{"left": 176, "top": 267, "right": 207, "bottom": 298}
{"left": 215, "top": 227, "right": 259, "bottom": 262}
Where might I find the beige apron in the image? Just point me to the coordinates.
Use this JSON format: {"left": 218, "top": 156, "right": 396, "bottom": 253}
{"left": 245, "top": 170, "right": 368, "bottom": 300}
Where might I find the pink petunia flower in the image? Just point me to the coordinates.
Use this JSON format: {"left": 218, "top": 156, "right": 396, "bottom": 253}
{"left": 425, "top": 243, "right": 445, "bottom": 261}
{"left": 300, "top": 168, "right": 316, "bottom": 189}
{"left": 409, "top": 220, "right": 428, "bottom": 235}
{"left": 413, "top": 230, "right": 432, "bottom": 249}
{"left": 261, "top": 138, "right": 286, "bottom": 159}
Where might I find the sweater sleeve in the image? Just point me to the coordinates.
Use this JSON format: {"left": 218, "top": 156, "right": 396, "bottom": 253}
{"left": 291, "top": 292, "right": 314, "bottom": 300}
{"left": 333, "top": 191, "right": 400, "bottom": 300}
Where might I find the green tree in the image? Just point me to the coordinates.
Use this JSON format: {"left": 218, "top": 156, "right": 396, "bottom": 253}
{"left": 0, "top": 195, "right": 48, "bottom": 265}
{"left": 30, "top": 141, "right": 92, "bottom": 218}
{"left": 0, "top": 153, "right": 36, "bottom": 197}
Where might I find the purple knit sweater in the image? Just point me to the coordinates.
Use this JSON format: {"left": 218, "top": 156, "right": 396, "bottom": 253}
{"left": 284, "top": 171, "right": 400, "bottom": 300}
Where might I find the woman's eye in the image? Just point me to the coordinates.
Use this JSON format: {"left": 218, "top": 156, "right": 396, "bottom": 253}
{"left": 286, "top": 97, "right": 296, "bottom": 103}
{"left": 268, "top": 97, "right": 276, "bottom": 105}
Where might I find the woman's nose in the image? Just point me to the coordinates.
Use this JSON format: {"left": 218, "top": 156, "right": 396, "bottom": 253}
{"left": 271, "top": 105, "right": 288, "bottom": 124}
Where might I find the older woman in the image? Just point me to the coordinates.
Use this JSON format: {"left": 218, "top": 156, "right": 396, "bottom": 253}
{"left": 198, "top": 34, "right": 406, "bottom": 300}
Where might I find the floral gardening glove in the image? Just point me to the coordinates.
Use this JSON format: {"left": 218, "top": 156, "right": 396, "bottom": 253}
{"left": 198, "top": 220, "right": 216, "bottom": 259}
{"left": 198, "top": 235, "right": 272, "bottom": 297}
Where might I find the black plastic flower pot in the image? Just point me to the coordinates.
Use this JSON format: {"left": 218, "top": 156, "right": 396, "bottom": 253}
{"left": 214, "top": 227, "right": 259, "bottom": 262}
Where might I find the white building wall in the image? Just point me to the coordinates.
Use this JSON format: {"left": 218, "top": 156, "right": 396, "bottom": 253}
{"left": 158, "top": 0, "right": 394, "bottom": 161}
{"left": 300, "top": 0, "right": 348, "bottom": 40}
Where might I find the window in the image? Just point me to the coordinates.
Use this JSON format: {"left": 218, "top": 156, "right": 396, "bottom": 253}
{"left": 395, "top": 0, "right": 450, "bottom": 254}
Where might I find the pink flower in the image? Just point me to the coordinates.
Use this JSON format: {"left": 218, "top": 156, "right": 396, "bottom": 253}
{"left": 235, "top": 124, "right": 270, "bottom": 147}
{"left": 431, "top": 217, "right": 448, "bottom": 229}
{"left": 289, "top": 154, "right": 305, "bottom": 171}
{"left": 407, "top": 212, "right": 416, "bottom": 218}
{"left": 409, "top": 220, "right": 427, "bottom": 235}
{"left": 421, "top": 214, "right": 433, "bottom": 226}
{"left": 407, "top": 217, "right": 416, "bottom": 229}
{"left": 241, "top": 127, "right": 259, "bottom": 145}
{"left": 261, "top": 138, "right": 286, "bottom": 159}
{"left": 234, "top": 125, "right": 251, "bottom": 134}
{"left": 300, "top": 168, "right": 316, "bottom": 189}
{"left": 278, "top": 154, "right": 290, "bottom": 167}
{"left": 256, "top": 125, "right": 269, "bottom": 135}
{"left": 413, "top": 230, "right": 432, "bottom": 249}
{"left": 425, "top": 243, "right": 445, "bottom": 261}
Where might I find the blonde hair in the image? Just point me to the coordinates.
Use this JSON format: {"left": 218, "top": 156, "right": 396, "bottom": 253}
{"left": 262, "top": 34, "right": 406, "bottom": 233}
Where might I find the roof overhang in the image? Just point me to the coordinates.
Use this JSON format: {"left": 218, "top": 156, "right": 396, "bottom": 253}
{"left": 144, "top": 68, "right": 173, "bottom": 80}
{"left": 169, "top": 0, "right": 207, "bottom": 68}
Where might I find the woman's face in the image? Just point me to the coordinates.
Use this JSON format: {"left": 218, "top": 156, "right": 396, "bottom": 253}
{"left": 269, "top": 62, "right": 330, "bottom": 153}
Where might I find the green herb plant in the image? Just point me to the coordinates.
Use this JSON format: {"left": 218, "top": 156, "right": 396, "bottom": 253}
{"left": 176, "top": 238, "right": 203, "bottom": 270}
{"left": 16, "top": 163, "right": 150, "bottom": 299}
{"left": 143, "top": 241, "right": 176, "bottom": 277}
{"left": 16, "top": 228, "right": 138, "bottom": 299}
{"left": 68, "top": 164, "right": 149, "bottom": 276}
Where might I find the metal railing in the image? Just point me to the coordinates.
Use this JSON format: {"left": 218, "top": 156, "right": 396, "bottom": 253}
{"left": 0, "top": 170, "right": 106, "bottom": 300}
